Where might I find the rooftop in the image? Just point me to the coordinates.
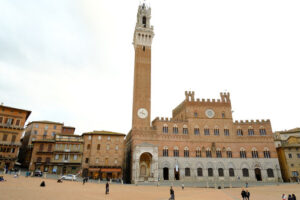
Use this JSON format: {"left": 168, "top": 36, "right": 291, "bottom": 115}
{"left": 27, "top": 120, "right": 64, "bottom": 126}
{"left": 82, "top": 130, "right": 126, "bottom": 136}
{"left": 0, "top": 105, "right": 31, "bottom": 120}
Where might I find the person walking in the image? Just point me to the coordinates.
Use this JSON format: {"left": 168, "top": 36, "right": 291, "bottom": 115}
{"left": 181, "top": 183, "right": 184, "bottom": 190}
{"left": 241, "top": 189, "right": 246, "bottom": 200}
{"left": 169, "top": 186, "right": 175, "bottom": 200}
{"left": 245, "top": 190, "right": 250, "bottom": 200}
{"left": 288, "top": 194, "right": 293, "bottom": 200}
{"left": 105, "top": 182, "right": 109, "bottom": 195}
{"left": 292, "top": 194, "right": 296, "bottom": 200}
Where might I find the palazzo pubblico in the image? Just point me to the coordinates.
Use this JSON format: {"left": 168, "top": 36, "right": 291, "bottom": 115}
{"left": 124, "top": 3, "right": 281, "bottom": 184}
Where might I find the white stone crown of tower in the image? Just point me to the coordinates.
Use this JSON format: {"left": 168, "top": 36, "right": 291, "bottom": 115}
{"left": 133, "top": 2, "right": 154, "bottom": 47}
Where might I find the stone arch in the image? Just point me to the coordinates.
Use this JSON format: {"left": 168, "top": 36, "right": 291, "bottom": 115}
{"left": 206, "top": 162, "right": 214, "bottom": 169}
{"left": 216, "top": 162, "right": 225, "bottom": 169}
{"left": 139, "top": 152, "right": 152, "bottom": 178}
{"left": 160, "top": 160, "right": 171, "bottom": 168}
{"left": 240, "top": 161, "right": 250, "bottom": 170}
{"left": 227, "top": 162, "right": 236, "bottom": 169}
{"left": 196, "top": 162, "right": 204, "bottom": 169}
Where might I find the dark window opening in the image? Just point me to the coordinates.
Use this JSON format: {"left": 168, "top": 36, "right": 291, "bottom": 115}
{"left": 142, "top": 16, "right": 146, "bottom": 27}
{"left": 143, "top": 46, "right": 145, "bottom": 51}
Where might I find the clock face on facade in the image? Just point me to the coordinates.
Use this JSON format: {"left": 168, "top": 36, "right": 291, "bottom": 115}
{"left": 137, "top": 108, "right": 148, "bottom": 119}
{"left": 205, "top": 109, "right": 215, "bottom": 118}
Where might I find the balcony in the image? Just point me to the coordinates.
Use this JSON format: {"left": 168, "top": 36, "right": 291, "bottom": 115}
{"left": 0, "top": 123, "right": 24, "bottom": 130}
{"left": 0, "top": 141, "right": 21, "bottom": 146}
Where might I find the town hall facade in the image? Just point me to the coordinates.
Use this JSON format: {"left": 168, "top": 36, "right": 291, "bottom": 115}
{"left": 125, "top": 3, "right": 281, "bottom": 184}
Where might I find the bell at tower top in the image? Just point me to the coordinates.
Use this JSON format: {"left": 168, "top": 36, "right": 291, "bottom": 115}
{"left": 133, "top": 1, "right": 154, "bottom": 47}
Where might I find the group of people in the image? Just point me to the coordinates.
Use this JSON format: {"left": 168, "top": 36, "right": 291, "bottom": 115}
{"left": 241, "top": 189, "right": 250, "bottom": 200}
{"left": 282, "top": 194, "right": 296, "bottom": 200}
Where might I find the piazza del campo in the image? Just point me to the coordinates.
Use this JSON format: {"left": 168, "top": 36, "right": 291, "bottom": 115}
{"left": 0, "top": 1, "right": 300, "bottom": 200}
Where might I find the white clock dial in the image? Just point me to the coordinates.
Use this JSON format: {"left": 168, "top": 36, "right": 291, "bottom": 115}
{"left": 205, "top": 109, "right": 215, "bottom": 118}
{"left": 137, "top": 108, "right": 148, "bottom": 119}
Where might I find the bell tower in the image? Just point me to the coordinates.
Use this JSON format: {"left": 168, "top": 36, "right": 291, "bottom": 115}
{"left": 132, "top": 2, "right": 154, "bottom": 129}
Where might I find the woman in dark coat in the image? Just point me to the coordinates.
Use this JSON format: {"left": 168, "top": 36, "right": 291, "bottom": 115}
{"left": 105, "top": 182, "right": 109, "bottom": 194}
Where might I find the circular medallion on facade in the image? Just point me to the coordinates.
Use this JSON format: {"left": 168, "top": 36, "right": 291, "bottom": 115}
{"left": 137, "top": 108, "right": 148, "bottom": 119}
{"left": 205, "top": 109, "right": 215, "bottom": 118}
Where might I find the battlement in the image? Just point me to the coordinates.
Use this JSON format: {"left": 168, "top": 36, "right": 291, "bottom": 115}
{"left": 234, "top": 119, "right": 271, "bottom": 124}
{"left": 152, "top": 117, "right": 187, "bottom": 123}
{"left": 184, "top": 91, "right": 231, "bottom": 104}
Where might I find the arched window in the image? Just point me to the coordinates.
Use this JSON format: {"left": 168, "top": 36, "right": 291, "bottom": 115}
{"left": 216, "top": 149, "right": 222, "bottom": 158}
{"left": 252, "top": 148, "right": 258, "bottom": 158}
{"left": 229, "top": 168, "right": 235, "bottom": 177}
{"left": 248, "top": 127, "right": 254, "bottom": 136}
{"left": 267, "top": 168, "right": 274, "bottom": 177}
{"left": 224, "top": 128, "right": 230, "bottom": 136}
{"left": 97, "top": 144, "right": 100, "bottom": 150}
{"left": 218, "top": 168, "right": 224, "bottom": 177}
{"left": 208, "top": 168, "right": 213, "bottom": 177}
{"left": 197, "top": 168, "right": 203, "bottom": 176}
{"left": 264, "top": 147, "right": 271, "bottom": 158}
{"left": 259, "top": 127, "right": 267, "bottom": 135}
{"left": 242, "top": 168, "right": 249, "bottom": 177}
{"left": 163, "top": 146, "right": 168, "bottom": 157}
{"left": 222, "top": 112, "right": 225, "bottom": 118}
{"left": 183, "top": 125, "right": 188, "bottom": 134}
{"left": 39, "top": 144, "right": 44, "bottom": 151}
{"left": 204, "top": 128, "right": 210, "bottom": 135}
{"left": 196, "top": 147, "right": 201, "bottom": 157}
{"left": 194, "top": 126, "right": 200, "bottom": 135}
{"left": 163, "top": 124, "right": 168, "bottom": 133}
{"left": 214, "top": 127, "right": 220, "bottom": 136}
{"left": 173, "top": 125, "right": 178, "bottom": 134}
{"left": 173, "top": 146, "right": 179, "bottom": 157}
{"left": 142, "top": 16, "right": 146, "bottom": 27}
{"left": 184, "top": 147, "right": 189, "bottom": 157}
{"left": 237, "top": 128, "right": 243, "bottom": 136}
{"left": 226, "top": 148, "right": 232, "bottom": 158}
{"left": 185, "top": 168, "right": 191, "bottom": 176}
{"left": 240, "top": 148, "right": 247, "bottom": 158}
{"left": 206, "top": 148, "right": 212, "bottom": 158}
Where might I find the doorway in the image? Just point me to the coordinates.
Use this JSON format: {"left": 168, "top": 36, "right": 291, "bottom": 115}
{"left": 174, "top": 168, "right": 180, "bottom": 180}
{"left": 255, "top": 168, "right": 262, "bottom": 181}
{"left": 163, "top": 167, "right": 169, "bottom": 180}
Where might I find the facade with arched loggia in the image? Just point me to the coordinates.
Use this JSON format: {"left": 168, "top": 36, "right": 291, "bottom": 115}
{"left": 125, "top": 2, "right": 282, "bottom": 184}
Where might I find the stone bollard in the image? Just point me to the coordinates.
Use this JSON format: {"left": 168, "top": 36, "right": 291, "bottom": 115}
{"left": 121, "top": 180, "right": 123, "bottom": 184}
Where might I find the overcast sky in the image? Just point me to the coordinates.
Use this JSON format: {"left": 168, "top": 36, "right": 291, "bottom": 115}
{"left": 0, "top": 0, "right": 299, "bottom": 135}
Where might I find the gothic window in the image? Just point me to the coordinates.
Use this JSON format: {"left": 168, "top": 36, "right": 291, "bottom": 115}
{"left": 163, "top": 124, "right": 168, "bottom": 133}
{"left": 173, "top": 146, "right": 179, "bottom": 157}
{"left": 218, "top": 168, "right": 224, "bottom": 177}
{"left": 183, "top": 125, "right": 188, "bottom": 134}
{"left": 229, "top": 168, "right": 235, "bottom": 177}
{"left": 248, "top": 128, "right": 254, "bottom": 136}
{"left": 163, "top": 146, "right": 168, "bottom": 157}
{"left": 194, "top": 127, "right": 200, "bottom": 135}
{"left": 252, "top": 148, "right": 259, "bottom": 158}
{"left": 185, "top": 168, "right": 191, "bottom": 176}
{"left": 143, "top": 46, "right": 145, "bottom": 51}
{"left": 197, "top": 168, "right": 203, "bottom": 176}
{"left": 194, "top": 112, "right": 198, "bottom": 117}
{"left": 267, "top": 168, "right": 274, "bottom": 177}
{"left": 227, "top": 148, "right": 232, "bottom": 158}
{"left": 184, "top": 147, "right": 189, "bottom": 157}
{"left": 196, "top": 147, "right": 201, "bottom": 157}
{"left": 97, "top": 144, "right": 100, "bottom": 150}
{"left": 16, "top": 119, "right": 20, "bottom": 126}
{"left": 259, "top": 128, "right": 266, "bottom": 135}
{"left": 224, "top": 129, "right": 230, "bottom": 136}
{"left": 87, "top": 144, "right": 91, "bottom": 150}
{"left": 204, "top": 128, "right": 210, "bottom": 135}
{"left": 242, "top": 168, "right": 249, "bottom": 177}
{"left": 240, "top": 148, "right": 247, "bottom": 158}
{"left": 37, "top": 157, "right": 42, "bottom": 162}
{"left": 206, "top": 149, "right": 212, "bottom": 158}
{"left": 214, "top": 128, "right": 220, "bottom": 136}
{"left": 208, "top": 168, "right": 213, "bottom": 177}
{"left": 142, "top": 16, "right": 146, "bottom": 27}
{"left": 216, "top": 149, "right": 222, "bottom": 158}
{"left": 173, "top": 125, "right": 178, "bottom": 134}
{"left": 237, "top": 128, "right": 243, "bottom": 136}
{"left": 85, "top": 158, "right": 89, "bottom": 163}
{"left": 46, "top": 157, "right": 51, "bottom": 163}
{"left": 264, "top": 148, "right": 271, "bottom": 158}
{"left": 222, "top": 112, "right": 225, "bottom": 118}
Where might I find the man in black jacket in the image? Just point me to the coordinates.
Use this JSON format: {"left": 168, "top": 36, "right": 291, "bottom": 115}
{"left": 169, "top": 186, "right": 175, "bottom": 200}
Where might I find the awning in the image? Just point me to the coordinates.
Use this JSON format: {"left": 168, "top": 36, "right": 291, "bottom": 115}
{"left": 101, "top": 168, "right": 121, "bottom": 172}
{"left": 89, "top": 168, "right": 100, "bottom": 172}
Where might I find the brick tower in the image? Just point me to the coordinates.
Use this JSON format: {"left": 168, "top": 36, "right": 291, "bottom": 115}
{"left": 132, "top": 2, "right": 154, "bottom": 129}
